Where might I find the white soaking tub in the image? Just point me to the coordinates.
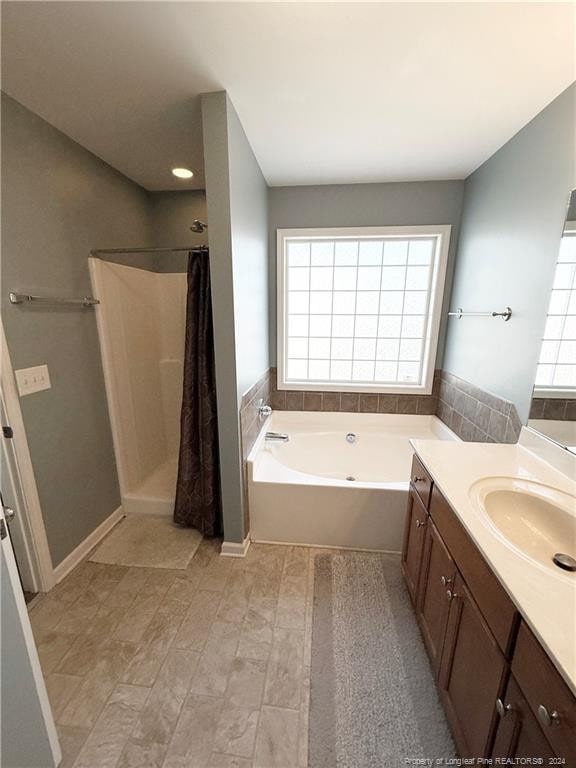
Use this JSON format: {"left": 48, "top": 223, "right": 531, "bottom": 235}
{"left": 247, "top": 411, "right": 457, "bottom": 552}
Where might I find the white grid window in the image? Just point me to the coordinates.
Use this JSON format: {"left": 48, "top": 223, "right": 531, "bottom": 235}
{"left": 535, "top": 230, "right": 576, "bottom": 394}
{"left": 277, "top": 226, "right": 451, "bottom": 394}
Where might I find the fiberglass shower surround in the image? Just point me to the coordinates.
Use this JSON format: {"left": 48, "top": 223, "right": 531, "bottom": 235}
{"left": 89, "top": 258, "right": 187, "bottom": 515}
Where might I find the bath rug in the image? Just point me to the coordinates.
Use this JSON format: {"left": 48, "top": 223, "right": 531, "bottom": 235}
{"left": 310, "top": 552, "right": 455, "bottom": 768}
{"left": 89, "top": 514, "right": 202, "bottom": 569}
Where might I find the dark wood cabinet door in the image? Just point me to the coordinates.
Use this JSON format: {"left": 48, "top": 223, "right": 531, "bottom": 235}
{"left": 417, "top": 520, "right": 457, "bottom": 676}
{"left": 492, "top": 676, "right": 556, "bottom": 761}
{"left": 401, "top": 487, "right": 428, "bottom": 604}
{"left": 438, "top": 573, "right": 507, "bottom": 758}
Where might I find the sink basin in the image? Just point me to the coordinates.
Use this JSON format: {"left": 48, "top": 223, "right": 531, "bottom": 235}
{"left": 469, "top": 477, "right": 576, "bottom": 574}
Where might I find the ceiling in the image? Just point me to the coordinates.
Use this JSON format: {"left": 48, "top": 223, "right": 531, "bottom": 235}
{"left": 2, "top": 2, "right": 574, "bottom": 191}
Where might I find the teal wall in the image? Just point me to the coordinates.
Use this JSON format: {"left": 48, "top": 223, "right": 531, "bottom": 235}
{"left": 1, "top": 94, "right": 150, "bottom": 566}
{"left": 443, "top": 84, "right": 575, "bottom": 422}
{"left": 202, "top": 91, "right": 269, "bottom": 544}
{"left": 267, "top": 181, "right": 465, "bottom": 367}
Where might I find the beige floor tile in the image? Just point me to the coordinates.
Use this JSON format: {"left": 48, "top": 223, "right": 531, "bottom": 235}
{"left": 114, "top": 606, "right": 158, "bottom": 643}
{"left": 199, "top": 558, "right": 234, "bottom": 592}
{"left": 73, "top": 686, "right": 146, "bottom": 768}
{"left": 213, "top": 703, "right": 259, "bottom": 758}
{"left": 36, "top": 630, "right": 79, "bottom": 676}
{"left": 132, "top": 649, "right": 200, "bottom": 745}
{"left": 251, "top": 573, "right": 282, "bottom": 599}
{"left": 217, "top": 590, "right": 250, "bottom": 624}
{"left": 32, "top": 542, "right": 314, "bottom": 768}
{"left": 190, "top": 621, "right": 241, "bottom": 697}
{"left": 58, "top": 642, "right": 136, "bottom": 728}
{"left": 163, "top": 694, "right": 224, "bottom": 768}
{"left": 118, "top": 737, "right": 167, "bottom": 768}
{"left": 165, "top": 575, "right": 200, "bottom": 604}
{"left": 173, "top": 589, "right": 222, "bottom": 652}
{"left": 29, "top": 593, "right": 70, "bottom": 633}
{"left": 225, "top": 657, "right": 266, "bottom": 708}
{"left": 263, "top": 628, "right": 304, "bottom": 710}
{"left": 45, "top": 673, "right": 83, "bottom": 721}
{"left": 209, "top": 755, "right": 252, "bottom": 768}
{"left": 298, "top": 667, "right": 310, "bottom": 767}
{"left": 280, "top": 575, "right": 308, "bottom": 598}
{"left": 53, "top": 599, "right": 100, "bottom": 636}
{"left": 142, "top": 568, "right": 179, "bottom": 598}
{"left": 105, "top": 566, "right": 151, "bottom": 608}
{"left": 237, "top": 598, "right": 276, "bottom": 662}
{"left": 253, "top": 706, "right": 299, "bottom": 768}
{"left": 282, "top": 547, "right": 310, "bottom": 577}
{"left": 275, "top": 596, "right": 306, "bottom": 630}
{"left": 57, "top": 633, "right": 132, "bottom": 678}
{"left": 108, "top": 683, "right": 151, "bottom": 710}
{"left": 56, "top": 725, "right": 90, "bottom": 768}
{"left": 122, "top": 606, "right": 186, "bottom": 687}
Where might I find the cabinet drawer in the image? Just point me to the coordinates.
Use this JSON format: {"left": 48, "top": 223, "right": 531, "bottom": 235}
{"left": 512, "top": 622, "right": 576, "bottom": 763}
{"left": 429, "top": 485, "right": 518, "bottom": 655}
{"left": 410, "top": 454, "right": 433, "bottom": 508}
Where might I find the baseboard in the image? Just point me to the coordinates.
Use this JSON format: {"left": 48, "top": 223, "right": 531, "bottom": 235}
{"left": 251, "top": 538, "right": 401, "bottom": 555}
{"left": 220, "top": 535, "right": 251, "bottom": 558}
{"left": 53, "top": 505, "right": 124, "bottom": 582}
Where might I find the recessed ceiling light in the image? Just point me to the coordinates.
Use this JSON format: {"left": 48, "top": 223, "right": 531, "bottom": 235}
{"left": 172, "top": 167, "right": 194, "bottom": 179}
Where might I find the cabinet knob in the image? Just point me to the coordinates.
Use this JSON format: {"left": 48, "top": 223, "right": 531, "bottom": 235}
{"left": 415, "top": 519, "right": 426, "bottom": 528}
{"left": 446, "top": 589, "right": 458, "bottom": 601}
{"left": 413, "top": 476, "right": 426, "bottom": 483}
{"left": 440, "top": 575, "right": 452, "bottom": 586}
{"left": 495, "top": 698, "right": 512, "bottom": 718}
{"left": 537, "top": 705, "right": 560, "bottom": 727}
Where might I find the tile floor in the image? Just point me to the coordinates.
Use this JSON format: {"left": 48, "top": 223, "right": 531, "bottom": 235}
{"left": 30, "top": 539, "right": 321, "bottom": 768}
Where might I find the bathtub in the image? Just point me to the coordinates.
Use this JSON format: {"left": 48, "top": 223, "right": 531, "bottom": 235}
{"left": 247, "top": 411, "right": 457, "bottom": 552}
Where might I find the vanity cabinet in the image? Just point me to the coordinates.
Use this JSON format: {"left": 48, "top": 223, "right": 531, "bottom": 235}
{"left": 437, "top": 572, "right": 507, "bottom": 757}
{"left": 403, "top": 452, "right": 576, "bottom": 763}
{"left": 417, "top": 520, "right": 456, "bottom": 675}
{"left": 401, "top": 487, "right": 428, "bottom": 603}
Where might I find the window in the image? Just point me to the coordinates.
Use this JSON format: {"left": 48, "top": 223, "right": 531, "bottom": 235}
{"left": 535, "top": 225, "right": 576, "bottom": 396}
{"left": 277, "top": 226, "right": 451, "bottom": 393}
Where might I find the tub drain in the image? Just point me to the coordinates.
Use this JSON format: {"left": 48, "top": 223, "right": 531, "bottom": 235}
{"left": 346, "top": 475, "right": 356, "bottom": 482}
{"left": 553, "top": 553, "right": 576, "bottom": 572}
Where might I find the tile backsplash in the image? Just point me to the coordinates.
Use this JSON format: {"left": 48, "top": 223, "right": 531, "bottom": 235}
{"left": 239, "top": 367, "right": 524, "bottom": 457}
{"left": 529, "top": 397, "right": 576, "bottom": 422}
{"left": 268, "top": 368, "right": 438, "bottom": 416}
{"left": 435, "top": 370, "right": 522, "bottom": 443}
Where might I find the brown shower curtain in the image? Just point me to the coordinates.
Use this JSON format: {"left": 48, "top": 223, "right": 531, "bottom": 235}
{"left": 173, "top": 250, "right": 222, "bottom": 535}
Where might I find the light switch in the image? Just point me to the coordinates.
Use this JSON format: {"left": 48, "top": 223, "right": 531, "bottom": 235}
{"left": 15, "top": 365, "right": 51, "bottom": 396}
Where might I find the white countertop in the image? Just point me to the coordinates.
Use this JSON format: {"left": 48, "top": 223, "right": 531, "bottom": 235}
{"left": 410, "top": 435, "right": 576, "bottom": 695}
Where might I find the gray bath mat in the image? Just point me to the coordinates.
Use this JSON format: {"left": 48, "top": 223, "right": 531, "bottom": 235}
{"left": 89, "top": 515, "right": 202, "bottom": 569}
{"left": 310, "top": 552, "right": 455, "bottom": 767}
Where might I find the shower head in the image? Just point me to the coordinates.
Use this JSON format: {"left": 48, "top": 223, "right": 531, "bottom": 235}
{"left": 190, "top": 220, "right": 208, "bottom": 233}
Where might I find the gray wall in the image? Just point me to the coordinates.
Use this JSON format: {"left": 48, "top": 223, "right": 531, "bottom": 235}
{"left": 202, "top": 91, "right": 269, "bottom": 544}
{"left": 443, "top": 84, "right": 576, "bottom": 422}
{"left": 1, "top": 94, "right": 152, "bottom": 566}
{"left": 149, "top": 190, "right": 208, "bottom": 272}
{"left": 227, "top": 101, "right": 270, "bottom": 403}
{"left": 267, "top": 181, "right": 465, "bottom": 366}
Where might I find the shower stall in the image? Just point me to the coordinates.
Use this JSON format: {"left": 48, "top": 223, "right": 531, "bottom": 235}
{"left": 89, "top": 252, "right": 191, "bottom": 515}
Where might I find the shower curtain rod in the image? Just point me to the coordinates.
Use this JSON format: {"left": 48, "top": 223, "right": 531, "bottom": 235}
{"left": 90, "top": 245, "right": 207, "bottom": 255}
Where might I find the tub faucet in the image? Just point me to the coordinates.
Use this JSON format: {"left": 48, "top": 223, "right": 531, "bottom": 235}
{"left": 258, "top": 400, "right": 272, "bottom": 420}
{"left": 265, "top": 432, "right": 289, "bottom": 442}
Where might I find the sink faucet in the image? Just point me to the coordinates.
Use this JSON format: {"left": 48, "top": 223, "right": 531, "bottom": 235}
{"left": 265, "top": 432, "right": 289, "bottom": 442}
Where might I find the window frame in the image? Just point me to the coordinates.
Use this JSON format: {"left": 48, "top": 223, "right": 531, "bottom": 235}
{"left": 534, "top": 221, "right": 576, "bottom": 399}
{"left": 276, "top": 225, "right": 451, "bottom": 394}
